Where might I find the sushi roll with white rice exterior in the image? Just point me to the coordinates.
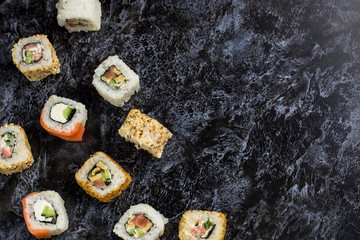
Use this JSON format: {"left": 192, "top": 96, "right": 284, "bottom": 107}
{"left": 93, "top": 56, "right": 140, "bottom": 107}
{"left": 40, "top": 95, "right": 88, "bottom": 141}
{"left": 22, "top": 190, "right": 69, "bottom": 239}
{"left": 56, "top": 0, "right": 102, "bottom": 32}
{"left": 0, "top": 123, "right": 34, "bottom": 175}
{"left": 12, "top": 34, "right": 60, "bottom": 81}
{"left": 113, "top": 203, "right": 168, "bottom": 240}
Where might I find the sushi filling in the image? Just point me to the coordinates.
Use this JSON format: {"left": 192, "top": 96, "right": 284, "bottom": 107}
{"left": 125, "top": 214, "right": 153, "bottom": 238}
{"left": 101, "top": 65, "right": 127, "bottom": 89}
{"left": 50, "top": 103, "right": 76, "bottom": 124}
{"left": 22, "top": 42, "right": 43, "bottom": 64}
{"left": 190, "top": 220, "right": 215, "bottom": 239}
{"left": 66, "top": 19, "right": 90, "bottom": 27}
{"left": 0, "top": 132, "right": 16, "bottom": 159}
{"left": 88, "top": 161, "right": 111, "bottom": 189}
{"left": 33, "top": 200, "right": 57, "bottom": 224}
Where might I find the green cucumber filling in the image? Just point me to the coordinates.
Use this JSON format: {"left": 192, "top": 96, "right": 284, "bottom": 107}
{"left": 0, "top": 132, "right": 16, "bottom": 159}
{"left": 50, "top": 103, "right": 76, "bottom": 124}
{"left": 33, "top": 200, "right": 57, "bottom": 224}
{"left": 191, "top": 220, "right": 215, "bottom": 239}
{"left": 66, "top": 19, "right": 90, "bottom": 27}
{"left": 22, "top": 42, "right": 43, "bottom": 64}
{"left": 125, "top": 214, "right": 153, "bottom": 238}
{"left": 101, "top": 65, "right": 127, "bottom": 89}
{"left": 88, "top": 161, "right": 112, "bottom": 189}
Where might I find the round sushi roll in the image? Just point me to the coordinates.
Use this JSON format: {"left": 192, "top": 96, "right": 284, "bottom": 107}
{"left": 40, "top": 95, "right": 88, "bottom": 141}
{"left": 178, "top": 210, "right": 227, "bottom": 240}
{"left": 93, "top": 56, "right": 140, "bottom": 107}
{"left": 56, "top": 0, "right": 102, "bottom": 32}
{"left": 113, "top": 204, "right": 168, "bottom": 240}
{"left": 0, "top": 123, "right": 34, "bottom": 175}
{"left": 75, "top": 151, "right": 132, "bottom": 202}
{"left": 12, "top": 34, "right": 60, "bottom": 81}
{"left": 22, "top": 190, "right": 69, "bottom": 239}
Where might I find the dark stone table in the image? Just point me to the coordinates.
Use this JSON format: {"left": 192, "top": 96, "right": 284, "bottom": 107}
{"left": 0, "top": 0, "right": 359, "bottom": 239}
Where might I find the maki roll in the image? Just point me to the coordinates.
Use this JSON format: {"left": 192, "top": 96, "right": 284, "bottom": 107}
{"left": 56, "top": 0, "right": 102, "bottom": 32}
{"left": 0, "top": 123, "right": 34, "bottom": 175}
{"left": 179, "top": 210, "right": 227, "bottom": 240}
{"left": 40, "top": 95, "right": 88, "bottom": 141}
{"left": 75, "top": 151, "right": 132, "bottom": 202}
{"left": 118, "top": 109, "right": 173, "bottom": 158}
{"left": 22, "top": 190, "right": 69, "bottom": 239}
{"left": 113, "top": 203, "right": 168, "bottom": 240}
{"left": 93, "top": 56, "right": 140, "bottom": 107}
{"left": 12, "top": 34, "right": 60, "bottom": 81}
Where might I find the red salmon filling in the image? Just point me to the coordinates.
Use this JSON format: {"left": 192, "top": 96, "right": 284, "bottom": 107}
{"left": 125, "top": 213, "right": 153, "bottom": 238}
{"left": 22, "top": 42, "right": 43, "bottom": 64}
{"left": 88, "top": 161, "right": 111, "bottom": 189}
{"left": 0, "top": 133, "right": 16, "bottom": 159}
{"left": 190, "top": 219, "right": 215, "bottom": 238}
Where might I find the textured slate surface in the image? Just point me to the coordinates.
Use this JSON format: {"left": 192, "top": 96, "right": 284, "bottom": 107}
{"left": 1, "top": 0, "right": 360, "bottom": 239}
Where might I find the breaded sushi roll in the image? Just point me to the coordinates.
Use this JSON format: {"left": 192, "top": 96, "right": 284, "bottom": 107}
{"left": 75, "top": 151, "right": 132, "bottom": 202}
{"left": 12, "top": 34, "right": 60, "bottom": 81}
{"left": 179, "top": 210, "right": 227, "bottom": 240}
{"left": 118, "top": 109, "right": 173, "bottom": 158}
{"left": 40, "top": 95, "right": 88, "bottom": 141}
{"left": 113, "top": 203, "right": 168, "bottom": 240}
{"left": 56, "top": 0, "right": 102, "bottom": 32}
{"left": 93, "top": 56, "right": 140, "bottom": 107}
{"left": 0, "top": 123, "right": 34, "bottom": 175}
{"left": 22, "top": 190, "right": 69, "bottom": 239}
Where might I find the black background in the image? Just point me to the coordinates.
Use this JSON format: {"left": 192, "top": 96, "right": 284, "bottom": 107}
{"left": 1, "top": 0, "right": 360, "bottom": 239}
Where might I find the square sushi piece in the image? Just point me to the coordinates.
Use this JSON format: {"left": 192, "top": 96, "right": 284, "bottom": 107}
{"left": 12, "top": 34, "right": 60, "bottom": 81}
{"left": 0, "top": 123, "right": 34, "bottom": 175}
{"left": 179, "top": 210, "right": 227, "bottom": 240}
{"left": 118, "top": 109, "right": 173, "bottom": 158}
{"left": 75, "top": 152, "right": 132, "bottom": 202}
{"left": 56, "top": 0, "right": 102, "bottom": 32}
{"left": 92, "top": 55, "right": 140, "bottom": 107}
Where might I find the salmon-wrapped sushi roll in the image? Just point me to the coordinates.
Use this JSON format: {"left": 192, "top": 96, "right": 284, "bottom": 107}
{"left": 0, "top": 123, "right": 34, "bottom": 175}
{"left": 40, "top": 95, "right": 88, "bottom": 141}
{"left": 179, "top": 210, "right": 227, "bottom": 240}
{"left": 75, "top": 152, "right": 132, "bottom": 202}
{"left": 12, "top": 34, "right": 60, "bottom": 81}
{"left": 22, "top": 191, "right": 69, "bottom": 239}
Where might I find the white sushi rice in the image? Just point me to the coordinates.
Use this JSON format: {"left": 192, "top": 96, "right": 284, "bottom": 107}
{"left": 56, "top": 0, "right": 102, "bottom": 32}
{"left": 23, "top": 190, "right": 69, "bottom": 236}
{"left": 113, "top": 204, "right": 168, "bottom": 240}
{"left": 41, "top": 95, "right": 87, "bottom": 134}
{"left": 92, "top": 56, "right": 140, "bottom": 107}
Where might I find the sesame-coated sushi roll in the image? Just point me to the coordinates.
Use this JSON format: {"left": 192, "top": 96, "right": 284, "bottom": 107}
{"left": 0, "top": 123, "right": 34, "bottom": 175}
{"left": 179, "top": 210, "right": 227, "bottom": 240}
{"left": 75, "top": 152, "right": 132, "bottom": 202}
{"left": 22, "top": 190, "right": 69, "bottom": 239}
{"left": 12, "top": 34, "right": 60, "bottom": 81}
{"left": 118, "top": 109, "right": 173, "bottom": 158}
{"left": 56, "top": 0, "right": 102, "bottom": 32}
{"left": 93, "top": 56, "right": 140, "bottom": 107}
{"left": 113, "top": 203, "right": 168, "bottom": 240}
{"left": 40, "top": 95, "right": 88, "bottom": 141}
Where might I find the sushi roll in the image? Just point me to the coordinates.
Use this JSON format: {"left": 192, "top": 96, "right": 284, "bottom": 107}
{"left": 56, "top": 0, "right": 102, "bottom": 32}
{"left": 92, "top": 56, "right": 140, "bottom": 107}
{"left": 0, "top": 123, "right": 34, "bottom": 175}
{"left": 113, "top": 203, "right": 168, "bottom": 240}
{"left": 118, "top": 109, "right": 173, "bottom": 158}
{"left": 178, "top": 210, "right": 227, "bottom": 240}
{"left": 12, "top": 34, "right": 60, "bottom": 81}
{"left": 22, "top": 190, "right": 69, "bottom": 239}
{"left": 40, "top": 95, "right": 88, "bottom": 141}
{"left": 75, "top": 151, "right": 132, "bottom": 202}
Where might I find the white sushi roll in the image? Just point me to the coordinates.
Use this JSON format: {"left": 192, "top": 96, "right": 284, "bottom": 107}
{"left": 22, "top": 190, "right": 69, "bottom": 239}
{"left": 92, "top": 56, "right": 140, "bottom": 107}
{"left": 113, "top": 203, "right": 168, "bottom": 240}
{"left": 0, "top": 123, "right": 34, "bottom": 175}
{"left": 56, "top": 0, "right": 102, "bottom": 32}
{"left": 12, "top": 34, "right": 60, "bottom": 81}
